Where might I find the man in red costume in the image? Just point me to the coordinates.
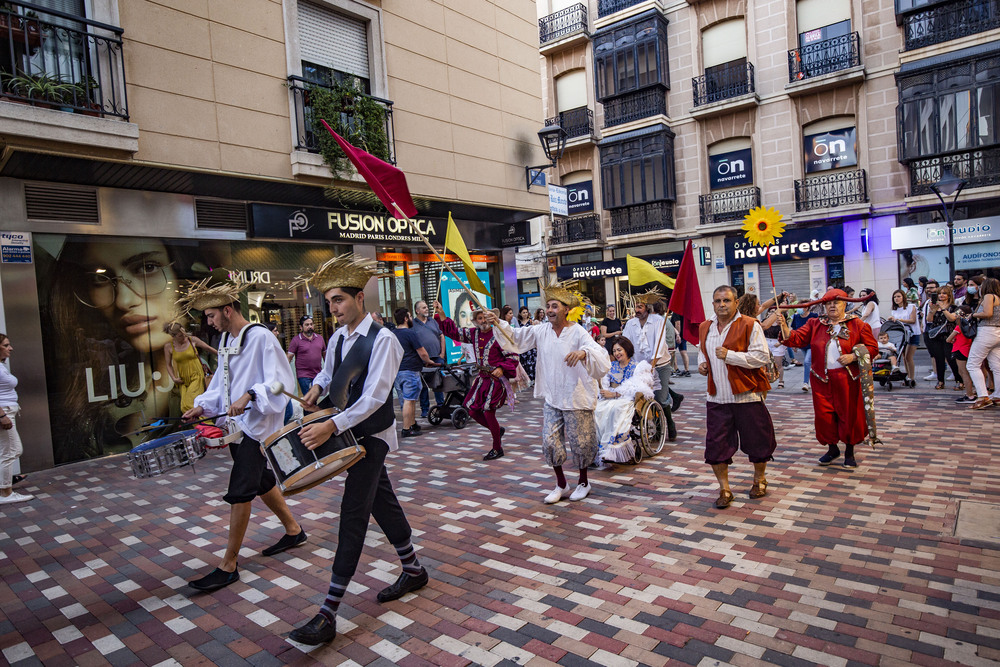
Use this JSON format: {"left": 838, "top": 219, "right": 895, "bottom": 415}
{"left": 779, "top": 289, "right": 878, "bottom": 470}
{"left": 434, "top": 301, "right": 520, "bottom": 460}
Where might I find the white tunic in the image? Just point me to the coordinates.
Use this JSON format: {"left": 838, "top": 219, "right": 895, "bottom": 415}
{"left": 494, "top": 320, "right": 610, "bottom": 411}
{"left": 621, "top": 313, "right": 667, "bottom": 390}
{"left": 195, "top": 324, "right": 295, "bottom": 443}
{"left": 312, "top": 314, "right": 402, "bottom": 452}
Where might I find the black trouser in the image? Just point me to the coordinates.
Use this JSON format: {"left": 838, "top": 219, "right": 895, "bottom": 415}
{"left": 653, "top": 366, "right": 678, "bottom": 438}
{"left": 332, "top": 436, "right": 413, "bottom": 579}
{"left": 926, "top": 334, "right": 960, "bottom": 383}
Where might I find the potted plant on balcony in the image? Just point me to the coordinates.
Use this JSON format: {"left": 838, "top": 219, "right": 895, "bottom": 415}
{"left": 0, "top": 5, "right": 42, "bottom": 49}
{"left": 308, "top": 75, "right": 390, "bottom": 182}
{"left": 7, "top": 71, "right": 73, "bottom": 109}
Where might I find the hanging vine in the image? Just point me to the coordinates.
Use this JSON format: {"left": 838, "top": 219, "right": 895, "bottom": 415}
{"left": 308, "top": 75, "right": 390, "bottom": 182}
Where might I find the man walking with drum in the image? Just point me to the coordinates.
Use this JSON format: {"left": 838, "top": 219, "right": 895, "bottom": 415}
{"left": 179, "top": 275, "right": 306, "bottom": 592}
{"left": 292, "top": 255, "right": 428, "bottom": 646}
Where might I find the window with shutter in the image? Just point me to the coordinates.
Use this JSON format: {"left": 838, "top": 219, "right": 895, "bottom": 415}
{"left": 298, "top": 2, "right": 371, "bottom": 93}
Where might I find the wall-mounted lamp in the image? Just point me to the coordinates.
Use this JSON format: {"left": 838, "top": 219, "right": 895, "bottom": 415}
{"left": 860, "top": 226, "right": 870, "bottom": 253}
{"left": 525, "top": 123, "right": 568, "bottom": 190}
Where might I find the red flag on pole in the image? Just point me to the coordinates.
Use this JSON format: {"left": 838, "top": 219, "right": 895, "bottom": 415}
{"left": 667, "top": 240, "right": 706, "bottom": 346}
{"left": 318, "top": 119, "right": 418, "bottom": 219}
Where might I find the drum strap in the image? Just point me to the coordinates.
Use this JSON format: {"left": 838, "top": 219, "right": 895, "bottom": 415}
{"left": 220, "top": 323, "right": 267, "bottom": 414}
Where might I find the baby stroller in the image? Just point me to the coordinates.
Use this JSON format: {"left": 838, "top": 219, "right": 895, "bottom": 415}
{"left": 872, "top": 320, "right": 910, "bottom": 391}
{"left": 424, "top": 364, "right": 474, "bottom": 428}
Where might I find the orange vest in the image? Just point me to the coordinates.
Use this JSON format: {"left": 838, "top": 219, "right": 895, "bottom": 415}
{"left": 699, "top": 315, "right": 771, "bottom": 397}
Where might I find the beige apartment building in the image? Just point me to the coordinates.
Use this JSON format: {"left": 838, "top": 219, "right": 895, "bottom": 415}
{"left": 532, "top": 0, "right": 1000, "bottom": 312}
{"left": 0, "top": 0, "right": 548, "bottom": 470}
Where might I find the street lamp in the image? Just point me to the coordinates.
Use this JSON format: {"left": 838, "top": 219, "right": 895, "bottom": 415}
{"left": 929, "top": 164, "right": 967, "bottom": 277}
{"left": 525, "top": 123, "right": 568, "bottom": 190}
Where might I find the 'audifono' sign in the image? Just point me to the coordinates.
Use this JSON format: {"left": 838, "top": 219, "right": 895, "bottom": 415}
{"left": 709, "top": 148, "right": 754, "bottom": 190}
{"left": 803, "top": 127, "right": 858, "bottom": 173}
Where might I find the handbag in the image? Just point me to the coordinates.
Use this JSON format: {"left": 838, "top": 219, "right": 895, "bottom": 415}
{"left": 959, "top": 316, "right": 978, "bottom": 339}
{"left": 927, "top": 321, "right": 949, "bottom": 339}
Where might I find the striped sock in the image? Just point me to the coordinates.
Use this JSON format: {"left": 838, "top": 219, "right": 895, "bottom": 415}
{"left": 394, "top": 540, "right": 422, "bottom": 576}
{"left": 319, "top": 573, "right": 351, "bottom": 623}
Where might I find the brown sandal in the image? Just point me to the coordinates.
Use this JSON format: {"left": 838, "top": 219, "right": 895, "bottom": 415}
{"left": 971, "top": 397, "right": 994, "bottom": 410}
{"left": 935, "top": 382, "right": 945, "bottom": 390}
{"left": 750, "top": 480, "right": 768, "bottom": 499}
{"left": 715, "top": 490, "right": 734, "bottom": 509}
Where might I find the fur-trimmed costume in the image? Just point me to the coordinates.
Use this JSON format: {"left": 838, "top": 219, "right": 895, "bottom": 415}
{"left": 595, "top": 360, "right": 654, "bottom": 462}
{"left": 436, "top": 316, "right": 519, "bottom": 411}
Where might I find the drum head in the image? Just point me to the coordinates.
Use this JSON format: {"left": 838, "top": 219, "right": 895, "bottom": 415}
{"left": 281, "top": 445, "right": 366, "bottom": 496}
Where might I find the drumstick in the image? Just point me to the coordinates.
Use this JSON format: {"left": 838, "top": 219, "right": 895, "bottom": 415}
{"left": 269, "top": 381, "right": 310, "bottom": 407}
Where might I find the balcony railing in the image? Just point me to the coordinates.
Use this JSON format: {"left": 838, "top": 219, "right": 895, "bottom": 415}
{"left": 0, "top": 0, "right": 127, "bottom": 119}
{"left": 903, "top": 0, "right": 1000, "bottom": 50}
{"left": 552, "top": 214, "right": 601, "bottom": 245}
{"left": 288, "top": 75, "right": 395, "bottom": 163}
{"left": 794, "top": 169, "right": 869, "bottom": 211}
{"left": 699, "top": 187, "right": 761, "bottom": 225}
{"left": 545, "top": 106, "right": 594, "bottom": 140}
{"left": 788, "top": 33, "right": 861, "bottom": 82}
{"left": 597, "top": 0, "right": 646, "bottom": 18}
{"left": 602, "top": 88, "right": 667, "bottom": 128}
{"left": 909, "top": 148, "right": 1000, "bottom": 195}
{"left": 539, "top": 3, "right": 587, "bottom": 44}
{"left": 693, "top": 61, "right": 755, "bottom": 107}
{"left": 609, "top": 201, "right": 674, "bottom": 236}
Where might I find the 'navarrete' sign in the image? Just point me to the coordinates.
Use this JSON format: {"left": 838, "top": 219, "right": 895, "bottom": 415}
{"left": 724, "top": 225, "right": 843, "bottom": 265}
{"left": 251, "top": 203, "right": 447, "bottom": 246}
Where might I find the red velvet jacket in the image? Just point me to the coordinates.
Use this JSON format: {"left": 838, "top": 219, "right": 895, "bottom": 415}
{"left": 782, "top": 316, "right": 877, "bottom": 379}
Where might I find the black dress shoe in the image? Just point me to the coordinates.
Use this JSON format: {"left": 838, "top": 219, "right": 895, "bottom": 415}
{"left": 289, "top": 613, "right": 336, "bottom": 645}
{"left": 377, "top": 567, "right": 429, "bottom": 602}
{"left": 11, "top": 474, "right": 26, "bottom": 486}
{"left": 483, "top": 448, "right": 504, "bottom": 461}
{"left": 671, "top": 394, "right": 684, "bottom": 413}
{"left": 189, "top": 566, "right": 239, "bottom": 592}
{"left": 262, "top": 530, "right": 307, "bottom": 556}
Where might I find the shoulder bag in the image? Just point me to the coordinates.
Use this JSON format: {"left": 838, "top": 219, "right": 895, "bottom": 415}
{"left": 959, "top": 316, "right": 978, "bottom": 340}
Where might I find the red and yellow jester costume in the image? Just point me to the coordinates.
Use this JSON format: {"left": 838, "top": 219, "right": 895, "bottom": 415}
{"left": 781, "top": 291, "right": 878, "bottom": 447}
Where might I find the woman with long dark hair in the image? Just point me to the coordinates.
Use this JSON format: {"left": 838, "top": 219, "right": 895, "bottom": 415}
{"left": 887, "top": 289, "right": 918, "bottom": 387}
{"left": 967, "top": 277, "right": 1000, "bottom": 410}
{"left": 923, "top": 286, "right": 961, "bottom": 390}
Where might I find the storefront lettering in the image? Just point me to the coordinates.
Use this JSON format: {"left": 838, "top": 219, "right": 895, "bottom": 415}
{"left": 85, "top": 363, "right": 173, "bottom": 403}
{"left": 327, "top": 212, "right": 437, "bottom": 238}
{"left": 228, "top": 270, "right": 271, "bottom": 285}
{"left": 571, "top": 265, "right": 624, "bottom": 279}
{"left": 732, "top": 239, "right": 833, "bottom": 260}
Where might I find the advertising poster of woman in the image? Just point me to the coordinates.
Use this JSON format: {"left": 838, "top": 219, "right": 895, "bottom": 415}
{"left": 438, "top": 269, "right": 493, "bottom": 364}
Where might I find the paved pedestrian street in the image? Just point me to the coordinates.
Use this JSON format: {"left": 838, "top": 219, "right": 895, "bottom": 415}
{"left": 2, "top": 376, "right": 1000, "bottom": 666}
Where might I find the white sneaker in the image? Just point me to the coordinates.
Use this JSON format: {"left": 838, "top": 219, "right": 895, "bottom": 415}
{"left": 0, "top": 491, "right": 32, "bottom": 504}
{"left": 569, "top": 483, "right": 591, "bottom": 501}
{"left": 947, "top": 372, "right": 955, "bottom": 381}
{"left": 923, "top": 372, "right": 936, "bottom": 381}
{"left": 801, "top": 383, "right": 809, "bottom": 392}
{"left": 544, "top": 485, "right": 572, "bottom": 504}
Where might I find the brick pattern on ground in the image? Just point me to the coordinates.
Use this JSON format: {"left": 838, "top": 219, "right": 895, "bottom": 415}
{"left": 2, "top": 376, "right": 1000, "bottom": 666}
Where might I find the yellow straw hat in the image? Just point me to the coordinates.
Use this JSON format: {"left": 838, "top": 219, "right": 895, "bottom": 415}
{"left": 177, "top": 270, "right": 249, "bottom": 316}
{"left": 297, "top": 254, "right": 377, "bottom": 295}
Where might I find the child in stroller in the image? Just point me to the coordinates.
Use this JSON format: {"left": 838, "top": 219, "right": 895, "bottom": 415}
{"left": 872, "top": 320, "right": 910, "bottom": 389}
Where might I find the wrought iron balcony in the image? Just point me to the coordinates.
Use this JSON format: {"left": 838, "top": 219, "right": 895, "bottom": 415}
{"left": 788, "top": 33, "right": 861, "bottom": 82}
{"left": 597, "top": 0, "right": 647, "bottom": 18}
{"left": 545, "top": 106, "right": 594, "bottom": 140}
{"left": 692, "top": 61, "right": 755, "bottom": 107}
{"left": 0, "top": 0, "right": 128, "bottom": 119}
{"left": 903, "top": 0, "right": 1000, "bottom": 50}
{"left": 794, "top": 169, "right": 868, "bottom": 212}
{"left": 699, "top": 187, "right": 760, "bottom": 225}
{"left": 609, "top": 201, "right": 674, "bottom": 236}
{"left": 539, "top": 3, "right": 587, "bottom": 44}
{"left": 551, "top": 214, "right": 601, "bottom": 245}
{"left": 602, "top": 88, "right": 667, "bottom": 128}
{"left": 288, "top": 75, "right": 395, "bottom": 163}
{"left": 909, "top": 148, "right": 1000, "bottom": 195}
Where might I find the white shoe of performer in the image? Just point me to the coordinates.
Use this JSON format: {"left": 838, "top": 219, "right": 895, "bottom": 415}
{"left": 544, "top": 485, "right": 572, "bottom": 504}
{"left": 569, "top": 483, "right": 591, "bottom": 501}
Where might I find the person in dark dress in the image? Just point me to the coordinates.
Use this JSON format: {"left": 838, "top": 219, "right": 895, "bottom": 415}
{"left": 600, "top": 304, "right": 623, "bottom": 356}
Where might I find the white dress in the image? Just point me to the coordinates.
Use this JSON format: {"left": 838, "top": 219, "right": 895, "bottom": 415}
{"left": 594, "top": 360, "right": 654, "bottom": 463}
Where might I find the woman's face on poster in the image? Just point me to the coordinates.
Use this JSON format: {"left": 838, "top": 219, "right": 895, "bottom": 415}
{"left": 456, "top": 299, "right": 474, "bottom": 328}
{"left": 77, "top": 241, "right": 178, "bottom": 353}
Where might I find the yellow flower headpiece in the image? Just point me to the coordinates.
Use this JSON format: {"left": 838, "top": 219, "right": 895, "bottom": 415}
{"left": 742, "top": 206, "right": 786, "bottom": 247}
{"left": 543, "top": 279, "right": 589, "bottom": 321}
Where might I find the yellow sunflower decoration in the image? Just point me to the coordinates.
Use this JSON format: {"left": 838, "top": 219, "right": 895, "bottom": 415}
{"left": 741, "top": 207, "right": 786, "bottom": 247}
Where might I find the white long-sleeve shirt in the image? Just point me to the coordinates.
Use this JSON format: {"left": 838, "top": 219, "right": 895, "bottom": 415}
{"left": 622, "top": 313, "right": 668, "bottom": 390}
{"left": 494, "top": 319, "right": 610, "bottom": 411}
{"left": 195, "top": 324, "right": 295, "bottom": 442}
{"left": 312, "top": 314, "right": 402, "bottom": 452}
{"left": 697, "top": 314, "right": 770, "bottom": 405}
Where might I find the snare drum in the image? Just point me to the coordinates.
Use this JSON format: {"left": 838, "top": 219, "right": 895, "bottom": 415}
{"left": 261, "top": 408, "right": 366, "bottom": 496}
{"left": 128, "top": 430, "right": 205, "bottom": 478}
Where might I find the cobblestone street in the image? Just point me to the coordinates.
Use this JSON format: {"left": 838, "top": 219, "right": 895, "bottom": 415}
{"left": 2, "top": 371, "right": 1000, "bottom": 666}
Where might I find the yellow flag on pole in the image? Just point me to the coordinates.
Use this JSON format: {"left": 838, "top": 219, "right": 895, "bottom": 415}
{"left": 626, "top": 254, "right": 676, "bottom": 289}
{"left": 445, "top": 213, "right": 489, "bottom": 295}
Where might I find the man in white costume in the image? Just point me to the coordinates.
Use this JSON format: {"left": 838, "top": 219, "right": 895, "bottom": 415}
{"left": 622, "top": 290, "right": 679, "bottom": 440}
{"left": 180, "top": 275, "right": 304, "bottom": 592}
{"left": 488, "top": 281, "right": 610, "bottom": 503}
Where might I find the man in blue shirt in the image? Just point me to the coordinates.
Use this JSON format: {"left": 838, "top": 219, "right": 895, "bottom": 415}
{"left": 393, "top": 308, "right": 440, "bottom": 437}
{"left": 412, "top": 300, "right": 445, "bottom": 418}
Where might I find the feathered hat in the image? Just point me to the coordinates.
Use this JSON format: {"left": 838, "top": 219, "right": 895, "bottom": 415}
{"left": 176, "top": 269, "right": 249, "bottom": 316}
{"left": 296, "top": 254, "right": 377, "bottom": 295}
{"left": 780, "top": 288, "right": 872, "bottom": 309}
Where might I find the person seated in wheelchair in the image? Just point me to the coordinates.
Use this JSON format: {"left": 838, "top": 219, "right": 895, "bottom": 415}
{"left": 594, "top": 338, "right": 655, "bottom": 465}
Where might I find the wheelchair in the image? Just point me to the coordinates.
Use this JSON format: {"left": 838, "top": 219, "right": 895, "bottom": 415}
{"left": 627, "top": 396, "right": 667, "bottom": 463}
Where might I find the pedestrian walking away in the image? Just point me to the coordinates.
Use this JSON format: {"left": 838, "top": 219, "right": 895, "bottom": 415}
{"left": 294, "top": 255, "right": 428, "bottom": 646}
{"left": 489, "top": 281, "right": 610, "bottom": 503}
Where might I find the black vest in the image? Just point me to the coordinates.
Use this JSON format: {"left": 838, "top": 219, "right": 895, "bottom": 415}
{"left": 327, "top": 323, "right": 395, "bottom": 438}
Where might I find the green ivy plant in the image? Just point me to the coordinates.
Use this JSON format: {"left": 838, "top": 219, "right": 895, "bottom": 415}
{"left": 308, "top": 75, "right": 390, "bottom": 182}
